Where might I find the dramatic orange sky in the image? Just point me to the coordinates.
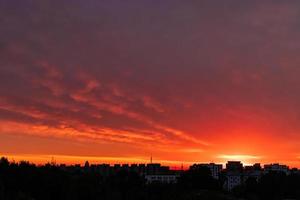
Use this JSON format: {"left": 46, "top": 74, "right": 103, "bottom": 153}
{"left": 1, "top": 0, "right": 300, "bottom": 168}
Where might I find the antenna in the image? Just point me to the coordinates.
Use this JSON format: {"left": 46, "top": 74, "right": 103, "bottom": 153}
{"left": 150, "top": 154, "right": 152, "bottom": 164}
{"left": 51, "top": 156, "right": 56, "bottom": 166}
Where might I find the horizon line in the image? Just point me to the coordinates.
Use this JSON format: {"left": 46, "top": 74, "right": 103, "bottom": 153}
{"left": 1, "top": 153, "right": 299, "bottom": 168}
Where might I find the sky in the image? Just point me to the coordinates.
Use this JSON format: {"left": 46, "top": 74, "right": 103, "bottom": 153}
{"left": 1, "top": 0, "right": 300, "bottom": 167}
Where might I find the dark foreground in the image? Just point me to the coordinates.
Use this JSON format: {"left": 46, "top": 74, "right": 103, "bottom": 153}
{"left": 1, "top": 158, "right": 300, "bottom": 200}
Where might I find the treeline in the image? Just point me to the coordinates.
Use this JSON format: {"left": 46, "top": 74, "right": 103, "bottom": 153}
{"left": 1, "top": 157, "right": 300, "bottom": 200}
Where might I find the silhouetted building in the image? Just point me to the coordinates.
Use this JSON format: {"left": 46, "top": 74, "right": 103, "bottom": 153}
{"left": 190, "top": 163, "right": 222, "bottom": 179}
{"left": 113, "top": 164, "right": 121, "bottom": 173}
{"left": 97, "top": 164, "right": 110, "bottom": 176}
{"left": 264, "top": 163, "right": 289, "bottom": 174}
{"left": 138, "top": 164, "right": 146, "bottom": 175}
{"left": 224, "top": 161, "right": 243, "bottom": 191}
{"left": 130, "top": 164, "right": 139, "bottom": 173}
{"left": 146, "top": 163, "right": 169, "bottom": 175}
{"left": 226, "top": 161, "right": 243, "bottom": 172}
{"left": 244, "top": 163, "right": 262, "bottom": 182}
{"left": 122, "top": 164, "right": 130, "bottom": 171}
{"left": 224, "top": 162, "right": 265, "bottom": 190}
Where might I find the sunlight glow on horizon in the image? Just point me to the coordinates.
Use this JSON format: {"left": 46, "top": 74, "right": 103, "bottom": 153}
{"left": 0, "top": 153, "right": 198, "bottom": 167}
{"left": 3, "top": 152, "right": 299, "bottom": 168}
{"left": 217, "top": 154, "right": 262, "bottom": 160}
{"left": 216, "top": 154, "right": 262, "bottom": 166}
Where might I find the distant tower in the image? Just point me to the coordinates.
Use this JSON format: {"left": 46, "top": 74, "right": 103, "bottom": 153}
{"left": 51, "top": 156, "right": 56, "bottom": 166}
{"left": 181, "top": 163, "right": 183, "bottom": 171}
{"left": 150, "top": 154, "right": 152, "bottom": 164}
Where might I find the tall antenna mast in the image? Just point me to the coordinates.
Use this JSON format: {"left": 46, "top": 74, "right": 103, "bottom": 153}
{"left": 150, "top": 154, "right": 152, "bottom": 164}
{"left": 51, "top": 156, "right": 56, "bottom": 166}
